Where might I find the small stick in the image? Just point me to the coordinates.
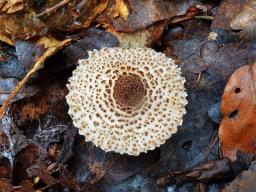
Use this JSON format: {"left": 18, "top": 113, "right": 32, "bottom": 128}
{"left": 0, "top": 39, "right": 71, "bottom": 119}
{"left": 36, "top": 0, "right": 70, "bottom": 17}
{"left": 75, "top": 0, "right": 88, "bottom": 13}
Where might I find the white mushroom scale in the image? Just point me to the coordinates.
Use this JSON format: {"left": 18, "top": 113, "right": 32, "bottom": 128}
{"left": 66, "top": 48, "right": 187, "bottom": 156}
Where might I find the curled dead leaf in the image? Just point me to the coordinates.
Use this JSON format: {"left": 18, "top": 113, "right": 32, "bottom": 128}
{"left": 219, "top": 64, "right": 256, "bottom": 161}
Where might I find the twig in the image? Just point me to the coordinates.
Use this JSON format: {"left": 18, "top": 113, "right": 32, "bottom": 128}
{"left": 0, "top": 39, "right": 71, "bottom": 119}
{"left": 36, "top": 0, "right": 70, "bottom": 17}
{"left": 195, "top": 15, "right": 214, "bottom": 20}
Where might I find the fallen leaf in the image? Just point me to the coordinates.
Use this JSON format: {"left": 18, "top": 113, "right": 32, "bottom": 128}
{"left": 107, "top": 26, "right": 151, "bottom": 48}
{"left": 12, "top": 78, "right": 68, "bottom": 123}
{"left": 107, "top": 150, "right": 160, "bottom": 184}
{"left": 58, "top": 123, "right": 77, "bottom": 163}
{"left": 0, "top": 0, "right": 24, "bottom": 13}
{"left": 112, "top": 0, "right": 191, "bottom": 32}
{"left": 114, "top": 0, "right": 129, "bottom": 20}
{"left": 211, "top": 0, "right": 248, "bottom": 30}
{"left": 0, "top": 44, "right": 31, "bottom": 80}
{"left": 223, "top": 165, "right": 256, "bottom": 192}
{"left": 0, "top": 115, "right": 29, "bottom": 178}
{"left": 59, "top": 166, "right": 82, "bottom": 191}
{"left": 219, "top": 64, "right": 256, "bottom": 161}
{"left": 37, "top": 0, "right": 109, "bottom": 31}
{"left": 0, "top": 31, "right": 14, "bottom": 46}
{"left": 229, "top": 0, "right": 256, "bottom": 39}
{"left": 156, "top": 159, "right": 233, "bottom": 187}
{"left": 0, "top": 77, "right": 38, "bottom": 105}
{"left": 168, "top": 6, "right": 202, "bottom": 26}
{"left": 62, "top": 28, "right": 118, "bottom": 64}
{"left": 27, "top": 162, "right": 58, "bottom": 187}
{"left": 81, "top": 0, "right": 109, "bottom": 28}
{"left": 146, "top": 21, "right": 166, "bottom": 48}
{"left": 0, "top": 178, "right": 34, "bottom": 192}
{"left": 15, "top": 40, "right": 44, "bottom": 71}
{"left": 0, "top": 36, "right": 71, "bottom": 119}
{"left": 71, "top": 137, "right": 117, "bottom": 185}
{"left": 0, "top": 12, "right": 47, "bottom": 40}
{"left": 13, "top": 144, "right": 47, "bottom": 185}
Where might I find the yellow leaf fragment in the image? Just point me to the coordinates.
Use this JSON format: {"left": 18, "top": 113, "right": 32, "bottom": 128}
{"left": 0, "top": 36, "right": 71, "bottom": 118}
{"left": 0, "top": 31, "right": 14, "bottom": 46}
{"left": 0, "top": 0, "right": 23, "bottom": 13}
{"left": 82, "top": 0, "right": 109, "bottom": 28}
{"left": 114, "top": 0, "right": 129, "bottom": 20}
{"left": 34, "top": 177, "right": 40, "bottom": 184}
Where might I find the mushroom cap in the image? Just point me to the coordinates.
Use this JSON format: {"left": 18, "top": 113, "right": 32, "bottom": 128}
{"left": 66, "top": 48, "right": 187, "bottom": 156}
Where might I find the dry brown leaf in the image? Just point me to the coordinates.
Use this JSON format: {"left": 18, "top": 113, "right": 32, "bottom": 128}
{"left": 0, "top": 12, "right": 47, "bottom": 40}
{"left": 0, "top": 0, "right": 110, "bottom": 40}
{"left": 114, "top": 0, "right": 129, "bottom": 20}
{"left": 219, "top": 64, "right": 256, "bottom": 161}
{"left": 82, "top": 0, "right": 109, "bottom": 28}
{"left": 0, "top": 31, "right": 14, "bottom": 46}
{"left": 0, "top": 36, "right": 71, "bottom": 119}
{"left": 0, "top": 0, "right": 23, "bottom": 13}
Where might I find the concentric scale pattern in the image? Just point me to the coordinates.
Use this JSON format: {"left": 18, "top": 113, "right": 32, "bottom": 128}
{"left": 66, "top": 48, "right": 187, "bottom": 156}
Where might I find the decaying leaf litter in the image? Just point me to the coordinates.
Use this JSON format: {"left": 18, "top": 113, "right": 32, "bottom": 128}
{"left": 0, "top": 0, "right": 256, "bottom": 191}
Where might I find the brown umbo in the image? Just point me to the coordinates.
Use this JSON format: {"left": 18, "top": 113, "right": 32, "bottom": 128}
{"left": 113, "top": 74, "right": 146, "bottom": 107}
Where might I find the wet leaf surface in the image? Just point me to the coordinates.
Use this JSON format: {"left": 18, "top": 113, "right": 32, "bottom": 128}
{"left": 211, "top": 0, "right": 247, "bottom": 30}
{"left": 62, "top": 28, "right": 119, "bottom": 65}
{"left": 219, "top": 63, "right": 256, "bottom": 161}
{"left": 0, "top": 44, "right": 29, "bottom": 79}
{"left": 112, "top": 0, "right": 192, "bottom": 32}
{"left": 223, "top": 161, "right": 256, "bottom": 192}
{"left": 0, "top": 77, "right": 38, "bottom": 105}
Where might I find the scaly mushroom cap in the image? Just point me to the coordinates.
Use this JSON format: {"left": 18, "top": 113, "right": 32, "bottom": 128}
{"left": 66, "top": 48, "right": 187, "bottom": 156}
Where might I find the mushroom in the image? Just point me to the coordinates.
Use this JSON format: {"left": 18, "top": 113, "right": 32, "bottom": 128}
{"left": 66, "top": 48, "right": 187, "bottom": 156}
